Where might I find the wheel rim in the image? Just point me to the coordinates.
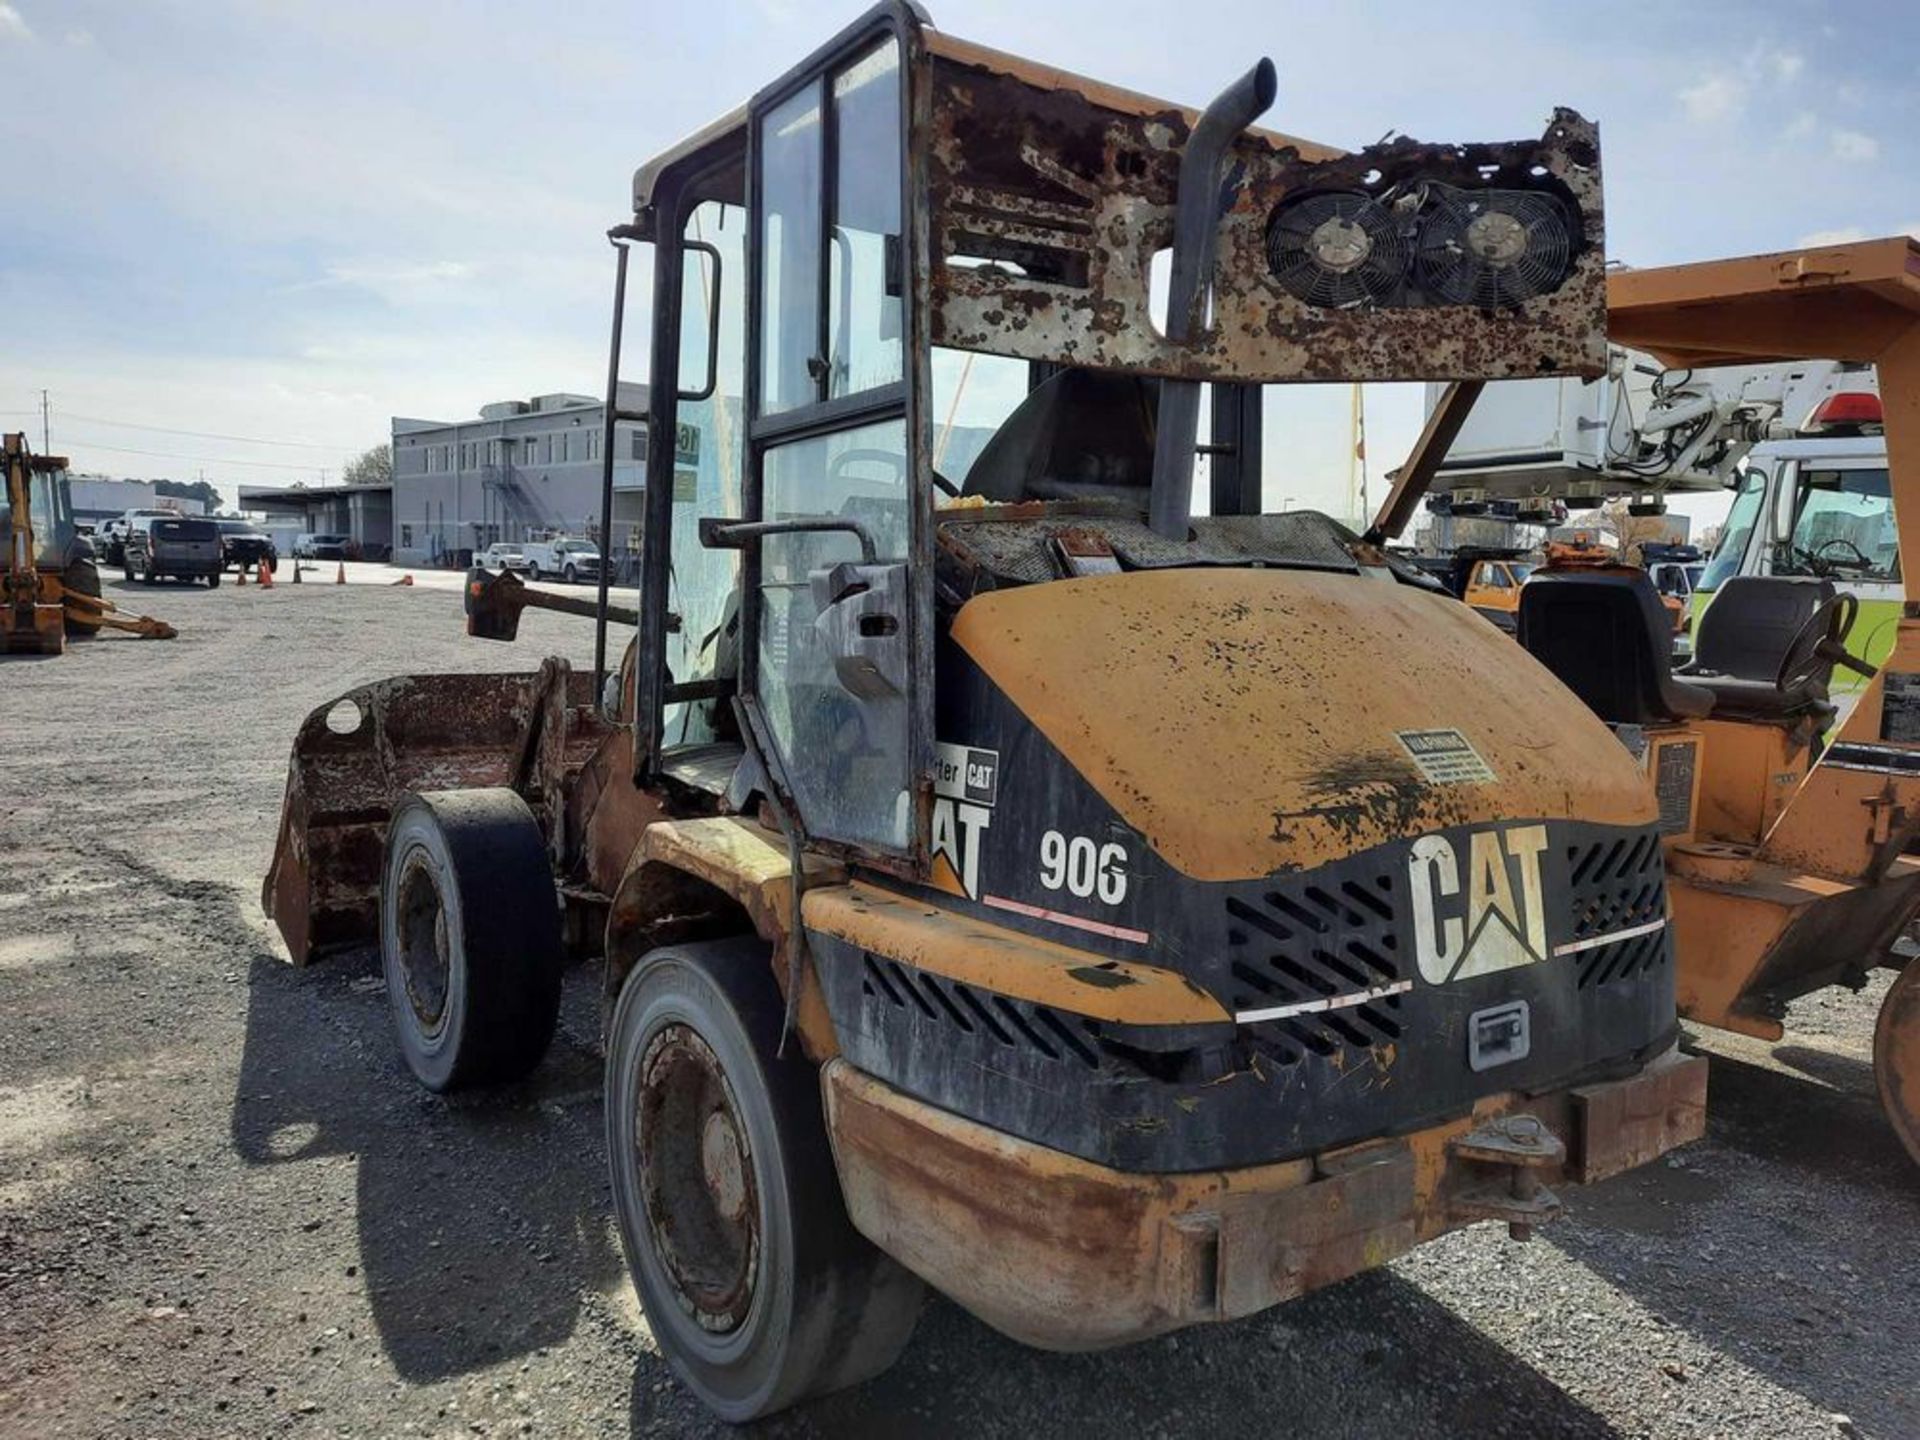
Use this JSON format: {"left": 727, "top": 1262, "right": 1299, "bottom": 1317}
{"left": 393, "top": 850, "right": 452, "bottom": 1037}
{"left": 635, "top": 1023, "right": 760, "bottom": 1334}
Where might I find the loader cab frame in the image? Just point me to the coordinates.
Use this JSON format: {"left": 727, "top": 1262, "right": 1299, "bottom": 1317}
{"left": 618, "top": 0, "right": 1609, "bottom": 884}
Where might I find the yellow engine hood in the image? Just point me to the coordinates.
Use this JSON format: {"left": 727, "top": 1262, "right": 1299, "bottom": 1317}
{"left": 950, "top": 567, "right": 1656, "bottom": 882}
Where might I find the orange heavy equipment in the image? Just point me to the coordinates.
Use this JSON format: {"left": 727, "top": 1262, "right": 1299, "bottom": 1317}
{"left": 1496, "top": 238, "right": 1920, "bottom": 1165}
{"left": 1, "top": 432, "right": 176, "bottom": 653}
{"left": 259, "top": 5, "right": 1706, "bottom": 1420}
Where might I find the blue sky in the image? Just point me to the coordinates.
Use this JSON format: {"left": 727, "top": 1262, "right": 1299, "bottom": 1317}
{"left": 1, "top": 0, "right": 1914, "bottom": 511}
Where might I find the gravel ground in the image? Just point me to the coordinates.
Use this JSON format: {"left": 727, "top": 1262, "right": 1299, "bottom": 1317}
{"left": 1, "top": 574, "right": 1915, "bottom": 1439}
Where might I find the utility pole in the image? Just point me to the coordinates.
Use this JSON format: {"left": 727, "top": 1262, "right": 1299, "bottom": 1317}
{"left": 40, "top": 389, "right": 50, "bottom": 455}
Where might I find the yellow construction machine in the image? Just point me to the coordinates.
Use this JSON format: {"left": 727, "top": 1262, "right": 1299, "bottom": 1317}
{"left": 264, "top": 5, "right": 1705, "bottom": 1419}
{"left": 1, "top": 432, "right": 177, "bottom": 654}
{"left": 1498, "top": 238, "right": 1920, "bottom": 1165}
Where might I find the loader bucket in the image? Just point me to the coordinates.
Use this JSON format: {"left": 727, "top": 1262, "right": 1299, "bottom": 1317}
{"left": 261, "top": 665, "right": 604, "bottom": 965}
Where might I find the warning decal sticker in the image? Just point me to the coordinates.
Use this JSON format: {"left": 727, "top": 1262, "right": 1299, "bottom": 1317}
{"left": 1396, "top": 729, "right": 1496, "bottom": 786}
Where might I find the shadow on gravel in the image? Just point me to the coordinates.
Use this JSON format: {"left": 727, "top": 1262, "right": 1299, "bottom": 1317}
{"left": 228, "top": 952, "right": 624, "bottom": 1383}
{"left": 1704, "top": 1046, "right": 1914, "bottom": 1194}
{"left": 1550, "top": 1046, "right": 1920, "bottom": 1439}
{"left": 630, "top": 1270, "right": 1619, "bottom": 1439}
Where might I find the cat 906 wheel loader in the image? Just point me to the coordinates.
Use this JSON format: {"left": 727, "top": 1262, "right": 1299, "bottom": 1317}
{"left": 263, "top": 4, "right": 1704, "bottom": 1419}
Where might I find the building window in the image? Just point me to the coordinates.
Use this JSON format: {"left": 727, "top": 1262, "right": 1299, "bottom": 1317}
{"left": 401, "top": 524, "right": 414, "bottom": 547}
{"left": 558, "top": 433, "right": 570, "bottom": 465}
{"left": 587, "top": 431, "right": 600, "bottom": 462}
{"left": 630, "top": 429, "right": 644, "bottom": 461}
{"left": 524, "top": 437, "right": 538, "bottom": 465}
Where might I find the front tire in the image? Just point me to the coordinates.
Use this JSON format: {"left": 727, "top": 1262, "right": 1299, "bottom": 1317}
{"left": 379, "top": 789, "right": 564, "bottom": 1091}
{"left": 607, "top": 937, "right": 923, "bottom": 1422}
{"left": 207, "top": 572, "right": 221, "bottom": 588}
{"left": 1875, "top": 962, "right": 1920, "bottom": 1168}
{"left": 62, "top": 558, "right": 103, "bottom": 637}
{"left": 563, "top": 564, "right": 578, "bottom": 584}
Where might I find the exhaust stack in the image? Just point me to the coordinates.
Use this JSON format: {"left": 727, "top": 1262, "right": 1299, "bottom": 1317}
{"left": 1148, "top": 59, "right": 1277, "bottom": 539}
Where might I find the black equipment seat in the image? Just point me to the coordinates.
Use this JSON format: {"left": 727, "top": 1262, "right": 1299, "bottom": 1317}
{"left": 961, "top": 368, "right": 1159, "bottom": 505}
{"left": 1518, "top": 569, "right": 1714, "bottom": 725}
{"left": 1675, "top": 575, "right": 1838, "bottom": 719}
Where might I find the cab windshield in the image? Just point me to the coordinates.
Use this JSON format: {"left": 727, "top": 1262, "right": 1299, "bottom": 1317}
{"left": 1699, "top": 467, "right": 1765, "bottom": 593}
{"left": 1775, "top": 467, "right": 1898, "bottom": 581}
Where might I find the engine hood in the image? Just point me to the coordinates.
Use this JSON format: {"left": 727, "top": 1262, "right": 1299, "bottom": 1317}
{"left": 950, "top": 566, "right": 1656, "bottom": 882}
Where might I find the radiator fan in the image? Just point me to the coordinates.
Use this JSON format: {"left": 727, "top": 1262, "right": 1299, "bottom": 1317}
{"left": 1266, "top": 192, "right": 1407, "bottom": 308}
{"left": 1414, "top": 188, "right": 1575, "bottom": 308}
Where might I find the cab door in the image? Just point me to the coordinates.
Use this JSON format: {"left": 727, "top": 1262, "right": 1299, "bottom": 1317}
{"left": 737, "top": 20, "right": 923, "bottom": 857}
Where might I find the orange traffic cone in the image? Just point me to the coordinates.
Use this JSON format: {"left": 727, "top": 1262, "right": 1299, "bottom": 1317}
{"left": 390, "top": 574, "right": 414, "bottom": 587}
{"left": 235, "top": 563, "right": 247, "bottom": 586}
{"left": 335, "top": 561, "right": 346, "bottom": 585}
{"left": 257, "top": 559, "right": 273, "bottom": 589}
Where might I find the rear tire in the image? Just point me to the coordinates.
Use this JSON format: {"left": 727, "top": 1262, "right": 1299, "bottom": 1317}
{"left": 62, "top": 558, "right": 103, "bottom": 638}
{"left": 379, "top": 789, "right": 564, "bottom": 1091}
{"left": 606, "top": 937, "right": 923, "bottom": 1422}
{"left": 207, "top": 572, "right": 221, "bottom": 588}
{"left": 527, "top": 562, "right": 542, "bottom": 582}
{"left": 1874, "top": 962, "right": 1920, "bottom": 1169}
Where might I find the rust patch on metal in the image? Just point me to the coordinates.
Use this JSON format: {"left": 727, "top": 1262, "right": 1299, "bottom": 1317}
{"left": 924, "top": 42, "right": 1605, "bottom": 384}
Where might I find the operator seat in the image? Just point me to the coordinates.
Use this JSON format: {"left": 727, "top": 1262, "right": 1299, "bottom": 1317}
{"left": 961, "top": 368, "right": 1159, "bottom": 505}
{"left": 1675, "top": 575, "right": 1838, "bottom": 720}
{"left": 1518, "top": 569, "right": 1714, "bottom": 725}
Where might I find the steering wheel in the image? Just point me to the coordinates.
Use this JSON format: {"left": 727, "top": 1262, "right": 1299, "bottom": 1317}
{"left": 1776, "top": 592, "right": 1874, "bottom": 692}
{"left": 1815, "top": 537, "right": 1875, "bottom": 571}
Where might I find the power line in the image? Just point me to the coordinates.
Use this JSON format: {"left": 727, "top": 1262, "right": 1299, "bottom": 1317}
{"left": 59, "top": 438, "right": 339, "bottom": 473}
{"left": 54, "top": 412, "right": 347, "bottom": 451}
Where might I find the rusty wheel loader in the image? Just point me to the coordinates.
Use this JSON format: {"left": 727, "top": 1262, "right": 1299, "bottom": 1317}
{"left": 263, "top": 4, "right": 1705, "bottom": 1419}
{"left": 1483, "top": 237, "right": 1920, "bottom": 1166}
{"left": 1, "top": 432, "right": 178, "bottom": 654}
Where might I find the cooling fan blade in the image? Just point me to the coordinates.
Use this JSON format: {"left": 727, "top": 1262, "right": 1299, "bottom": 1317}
{"left": 1414, "top": 188, "right": 1575, "bottom": 308}
{"left": 1266, "top": 192, "right": 1408, "bottom": 308}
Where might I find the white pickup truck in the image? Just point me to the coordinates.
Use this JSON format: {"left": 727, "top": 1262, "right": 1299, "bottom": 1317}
{"left": 521, "top": 537, "right": 602, "bottom": 584}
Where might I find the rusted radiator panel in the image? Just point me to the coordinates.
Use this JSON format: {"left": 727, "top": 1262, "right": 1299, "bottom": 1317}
{"left": 923, "top": 39, "right": 1605, "bottom": 383}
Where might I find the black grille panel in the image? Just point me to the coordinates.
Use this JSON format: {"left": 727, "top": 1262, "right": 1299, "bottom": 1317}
{"left": 861, "top": 954, "right": 1101, "bottom": 1069}
{"left": 1222, "top": 869, "right": 1404, "bottom": 1068}
{"left": 1564, "top": 832, "right": 1670, "bottom": 990}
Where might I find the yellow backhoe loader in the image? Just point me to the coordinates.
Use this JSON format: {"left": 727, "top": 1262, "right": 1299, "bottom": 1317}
{"left": 263, "top": 5, "right": 1703, "bottom": 1419}
{"left": 1, "top": 432, "right": 177, "bottom": 654}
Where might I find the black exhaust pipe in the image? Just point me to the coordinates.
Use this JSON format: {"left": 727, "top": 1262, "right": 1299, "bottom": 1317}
{"left": 1148, "top": 59, "right": 1278, "bottom": 539}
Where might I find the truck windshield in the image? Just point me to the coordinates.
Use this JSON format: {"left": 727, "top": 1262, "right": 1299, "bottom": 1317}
{"left": 1777, "top": 467, "right": 1897, "bottom": 581}
{"left": 1699, "top": 468, "right": 1765, "bottom": 593}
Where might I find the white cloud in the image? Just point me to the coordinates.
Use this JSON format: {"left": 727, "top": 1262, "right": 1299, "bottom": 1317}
{"left": 1830, "top": 128, "right": 1880, "bottom": 163}
{"left": 0, "top": 3, "right": 31, "bottom": 41}
{"left": 1785, "top": 111, "right": 1818, "bottom": 140}
{"left": 1797, "top": 226, "right": 1869, "bottom": 247}
{"left": 1770, "top": 50, "right": 1804, "bottom": 81}
{"left": 1680, "top": 74, "right": 1742, "bottom": 123}
{"left": 65, "top": 28, "right": 91, "bottom": 46}
{"left": 1797, "top": 222, "right": 1920, "bottom": 248}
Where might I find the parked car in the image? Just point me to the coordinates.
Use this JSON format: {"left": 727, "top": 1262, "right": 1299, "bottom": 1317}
{"left": 123, "top": 514, "right": 224, "bottom": 586}
{"left": 522, "top": 537, "right": 601, "bottom": 584}
{"left": 95, "top": 509, "right": 176, "bottom": 567}
{"left": 214, "top": 518, "right": 278, "bottom": 574}
{"left": 293, "top": 532, "right": 353, "bottom": 560}
{"left": 478, "top": 541, "right": 531, "bottom": 573}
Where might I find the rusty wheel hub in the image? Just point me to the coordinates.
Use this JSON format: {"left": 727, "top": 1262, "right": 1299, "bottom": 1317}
{"left": 636, "top": 1024, "right": 759, "bottom": 1333}
{"left": 393, "top": 853, "right": 450, "bottom": 1034}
